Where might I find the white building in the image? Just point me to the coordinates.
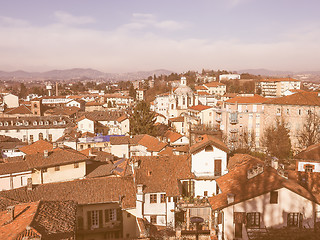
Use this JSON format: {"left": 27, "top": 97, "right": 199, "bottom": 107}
{"left": 219, "top": 74, "right": 240, "bottom": 81}
{"left": 256, "top": 78, "right": 301, "bottom": 98}
{"left": 3, "top": 93, "right": 19, "bottom": 108}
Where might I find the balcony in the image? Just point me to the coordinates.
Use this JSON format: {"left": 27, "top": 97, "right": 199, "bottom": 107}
{"left": 229, "top": 119, "right": 238, "bottom": 124}
{"left": 215, "top": 117, "right": 222, "bottom": 122}
{"left": 230, "top": 129, "right": 238, "bottom": 133}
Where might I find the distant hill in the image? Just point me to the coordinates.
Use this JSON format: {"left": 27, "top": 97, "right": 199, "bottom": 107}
{"left": 237, "top": 68, "right": 294, "bottom": 77}
{"left": 0, "top": 68, "right": 174, "bottom": 81}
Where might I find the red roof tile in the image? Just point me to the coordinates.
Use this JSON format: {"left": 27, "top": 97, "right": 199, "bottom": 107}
{"left": 19, "top": 140, "right": 53, "bottom": 155}
{"left": 190, "top": 134, "right": 228, "bottom": 154}
{"left": 295, "top": 143, "right": 320, "bottom": 160}
{"left": 164, "top": 130, "right": 182, "bottom": 143}
{"left": 225, "top": 94, "right": 268, "bottom": 104}
{"left": 188, "top": 105, "right": 212, "bottom": 111}
{"left": 264, "top": 92, "right": 320, "bottom": 106}
{"left": 204, "top": 82, "right": 226, "bottom": 87}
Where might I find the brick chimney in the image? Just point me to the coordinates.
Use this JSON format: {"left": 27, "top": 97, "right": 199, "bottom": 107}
{"left": 7, "top": 206, "right": 15, "bottom": 221}
{"left": 44, "top": 150, "right": 49, "bottom": 157}
{"left": 27, "top": 178, "right": 33, "bottom": 191}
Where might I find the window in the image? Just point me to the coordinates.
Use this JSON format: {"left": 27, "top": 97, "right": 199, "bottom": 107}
{"left": 287, "top": 109, "right": 290, "bottom": 114}
{"left": 305, "top": 164, "right": 314, "bottom": 173}
{"left": 30, "top": 135, "right": 33, "bottom": 142}
{"left": 74, "top": 163, "right": 79, "bottom": 168}
{"left": 150, "top": 215, "right": 157, "bottom": 224}
{"left": 270, "top": 191, "right": 278, "bottom": 204}
{"left": 204, "top": 191, "right": 208, "bottom": 197}
{"left": 287, "top": 213, "right": 302, "bottom": 227}
{"left": 105, "top": 209, "right": 117, "bottom": 222}
{"left": 160, "top": 194, "right": 166, "bottom": 203}
{"left": 89, "top": 210, "right": 99, "bottom": 229}
{"left": 48, "top": 134, "right": 52, "bottom": 142}
{"left": 39, "top": 133, "right": 43, "bottom": 140}
{"left": 23, "top": 135, "right": 27, "bottom": 142}
{"left": 55, "top": 166, "right": 60, "bottom": 171}
{"left": 150, "top": 194, "right": 157, "bottom": 203}
{"left": 247, "top": 212, "right": 261, "bottom": 228}
{"left": 42, "top": 168, "right": 47, "bottom": 173}
{"left": 298, "top": 109, "right": 302, "bottom": 115}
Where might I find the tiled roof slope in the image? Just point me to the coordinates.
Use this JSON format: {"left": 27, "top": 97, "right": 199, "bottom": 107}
{"left": 0, "top": 201, "right": 77, "bottom": 240}
{"left": 204, "top": 82, "right": 225, "bottom": 87}
{"left": 227, "top": 154, "right": 263, "bottom": 171}
{"left": 0, "top": 161, "right": 29, "bottom": 175}
{"left": 0, "top": 196, "right": 20, "bottom": 211}
{"left": 294, "top": 142, "right": 320, "bottom": 160}
{"left": 225, "top": 94, "right": 268, "bottom": 104}
{"left": 19, "top": 140, "right": 53, "bottom": 155}
{"left": 190, "top": 134, "right": 228, "bottom": 154}
{"left": 264, "top": 92, "right": 320, "bottom": 106}
{"left": 169, "top": 116, "right": 184, "bottom": 122}
{"left": 188, "top": 105, "right": 212, "bottom": 111}
{"left": 0, "top": 176, "right": 136, "bottom": 209}
{"left": 110, "top": 134, "right": 167, "bottom": 152}
{"left": 164, "top": 130, "right": 182, "bottom": 143}
{"left": 134, "top": 155, "right": 194, "bottom": 196}
{"left": 77, "top": 111, "right": 126, "bottom": 122}
{"left": 209, "top": 154, "right": 320, "bottom": 211}
{"left": 4, "top": 105, "right": 32, "bottom": 115}
{"left": 25, "top": 147, "right": 88, "bottom": 169}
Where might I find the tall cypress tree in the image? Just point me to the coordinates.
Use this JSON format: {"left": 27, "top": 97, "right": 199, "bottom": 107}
{"left": 130, "top": 101, "right": 156, "bottom": 136}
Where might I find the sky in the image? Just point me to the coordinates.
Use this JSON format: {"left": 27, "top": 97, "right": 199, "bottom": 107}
{"left": 0, "top": 0, "right": 320, "bottom": 73}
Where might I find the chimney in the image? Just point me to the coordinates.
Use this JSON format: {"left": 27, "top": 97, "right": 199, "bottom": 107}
{"left": 7, "top": 206, "right": 15, "bottom": 221}
{"left": 227, "top": 193, "right": 234, "bottom": 204}
{"left": 44, "top": 150, "right": 49, "bottom": 157}
{"left": 27, "top": 178, "right": 33, "bottom": 191}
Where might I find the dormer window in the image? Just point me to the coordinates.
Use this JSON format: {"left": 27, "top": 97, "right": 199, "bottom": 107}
{"left": 24, "top": 121, "right": 29, "bottom": 126}
{"left": 45, "top": 121, "right": 49, "bottom": 125}
{"left": 4, "top": 122, "right": 8, "bottom": 126}
{"left": 0, "top": 122, "right": 2, "bottom": 126}
{"left": 39, "top": 121, "right": 43, "bottom": 125}
{"left": 16, "top": 122, "right": 21, "bottom": 126}
{"left": 53, "top": 121, "right": 58, "bottom": 125}
{"left": 33, "top": 121, "right": 37, "bottom": 126}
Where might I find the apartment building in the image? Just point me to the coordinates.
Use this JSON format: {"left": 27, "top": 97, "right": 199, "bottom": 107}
{"left": 219, "top": 94, "right": 268, "bottom": 150}
{"left": 263, "top": 91, "right": 320, "bottom": 150}
{"left": 256, "top": 78, "right": 301, "bottom": 98}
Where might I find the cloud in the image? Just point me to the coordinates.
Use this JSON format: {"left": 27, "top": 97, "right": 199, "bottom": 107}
{"left": 0, "top": 15, "right": 319, "bottom": 72}
{"left": 0, "top": 16, "right": 29, "bottom": 27}
{"left": 54, "top": 11, "right": 95, "bottom": 25}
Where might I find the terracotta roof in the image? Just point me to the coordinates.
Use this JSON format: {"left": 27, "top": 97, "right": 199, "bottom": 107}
{"left": 19, "top": 140, "right": 53, "bottom": 155}
{"left": 195, "top": 85, "right": 207, "bottom": 90}
{"left": 24, "top": 147, "right": 88, "bottom": 169}
{"left": 86, "top": 162, "right": 115, "bottom": 178}
{"left": 0, "top": 161, "right": 29, "bottom": 175}
{"left": 223, "top": 93, "right": 238, "bottom": 98}
{"left": 85, "top": 101, "right": 102, "bottom": 106}
{"left": 137, "top": 135, "right": 167, "bottom": 152}
{"left": 169, "top": 116, "right": 184, "bottom": 122}
{"left": 80, "top": 148, "right": 116, "bottom": 162}
{"left": 197, "top": 92, "right": 213, "bottom": 96}
{"left": 0, "top": 201, "right": 77, "bottom": 240}
{"left": 173, "top": 145, "right": 190, "bottom": 153}
{"left": 44, "top": 106, "right": 79, "bottom": 116}
{"left": 0, "top": 197, "right": 20, "bottom": 211}
{"left": 134, "top": 155, "right": 194, "bottom": 196}
{"left": 4, "top": 105, "right": 32, "bottom": 115}
{"left": 225, "top": 94, "right": 268, "bottom": 104}
{"left": 204, "top": 82, "right": 225, "bottom": 87}
{"left": 228, "top": 154, "right": 263, "bottom": 171}
{"left": 158, "top": 146, "right": 174, "bottom": 156}
{"left": 209, "top": 156, "right": 319, "bottom": 211}
{"left": 0, "top": 176, "right": 136, "bottom": 209}
{"left": 259, "top": 78, "right": 300, "bottom": 82}
{"left": 188, "top": 105, "right": 212, "bottom": 111}
{"left": 77, "top": 111, "right": 125, "bottom": 122}
{"left": 190, "top": 134, "right": 228, "bottom": 154}
{"left": 163, "top": 130, "right": 182, "bottom": 143}
{"left": 110, "top": 134, "right": 166, "bottom": 152}
{"left": 294, "top": 143, "right": 320, "bottom": 160}
{"left": 117, "top": 115, "right": 128, "bottom": 122}
{"left": 264, "top": 92, "right": 320, "bottom": 106}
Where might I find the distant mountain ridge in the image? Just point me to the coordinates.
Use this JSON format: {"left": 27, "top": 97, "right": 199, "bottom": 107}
{"left": 237, "top": 68, "right": 320, "bottom": 77}
{"left": 0, "top": 68, "right": 174, "bottom": 81}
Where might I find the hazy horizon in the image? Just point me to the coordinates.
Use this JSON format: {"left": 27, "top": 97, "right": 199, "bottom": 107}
{"left": 1, "top": 0, "right": 320, "bottom": 73}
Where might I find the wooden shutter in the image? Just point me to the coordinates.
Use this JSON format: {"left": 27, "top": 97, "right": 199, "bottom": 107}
{"left": 234, "top": 212, "right": 246, "bottom": 223}
{"left": 99, "top": 210, "right": 103, "bottom": 228}
{"left": 214, "top": 159, "right": 222, "bottom": 176}
{"left": 87, "top": 211, "right": 92, "bottom": 230}
{"left": 105, "top": 209, "right": 110, "bottom": 222}
{"left": 218, "top": 212, "right": 223, "bottom": 224}
{"left": 117, "top": 208, "right": 122, "bottom": 221}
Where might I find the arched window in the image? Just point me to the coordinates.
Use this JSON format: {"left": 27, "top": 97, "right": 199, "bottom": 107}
{"left": 205, "top": 145, "right": 213, "bottom": 152}
{"left": 39, "top": 133, "right": 43, "bottom": 140}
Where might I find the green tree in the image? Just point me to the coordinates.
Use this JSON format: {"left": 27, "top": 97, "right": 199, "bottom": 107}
{"left": 262, "top": 118, "right": 292, "bottom": 159}
{"left": 130, "top": 101, "right": 156, "bottom": 136}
